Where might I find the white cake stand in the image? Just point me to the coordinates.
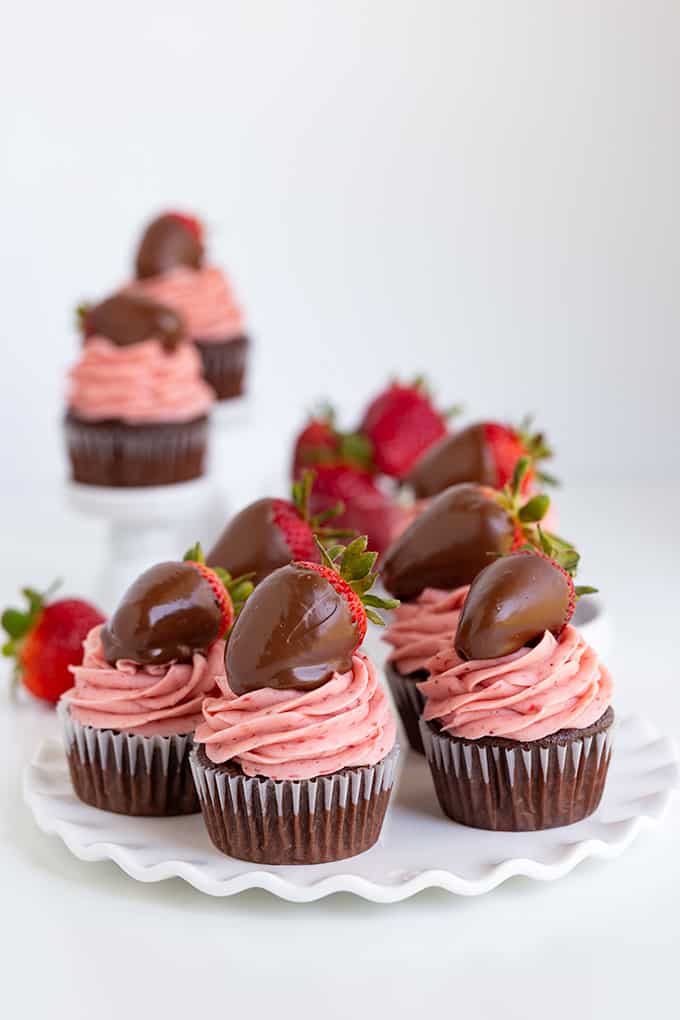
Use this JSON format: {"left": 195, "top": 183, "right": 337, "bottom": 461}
{"left": 66, "top": 477, "right": 218, "bottom": 612}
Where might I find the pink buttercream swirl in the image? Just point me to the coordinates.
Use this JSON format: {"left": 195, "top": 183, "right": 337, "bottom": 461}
{"left": 66, "top": 625, "right": 225, "bottom": 737}
{"left": 420, "top": 625, "right": 613, "bottom": 741}
{"left": 130, "top": 266, "right": 245, "bottom": 341}
{"left": 194, "top": 653, "right": 397, "bottom": 781}
{"left": 67, "top": 337, "right": 215, "bottom": 424}
{"left": 382, "top": 587, "right": 468, "bottom": 675}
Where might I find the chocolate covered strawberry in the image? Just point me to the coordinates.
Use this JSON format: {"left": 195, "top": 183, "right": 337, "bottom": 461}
{"left": 135, "top": 211, "right": 205, "bottom": 280}
{"left": 455, "top": 545, "right": 597, "bottom": 660}
{"left": 2, "top": 585, "right": 104, "bottom": 703}
{"left": 407, "top": 418, "right": 554, "bottom": 498}
{"left": 382, "top": 458, "right": 573, "bottom": 600}
{"left": 360, "top": 379, "right": 452, "bottom": 479}
{"left": 101, "top": 546, "right": 252, "bottom": 666}
{"left": 78, "top": 293, "right": 187, "bottom": 351}
{"left": 208, "top": 471, "right": 352, "bottom": 586}
{"left": 226, "top": 536, "right": 398, "bottom": 696}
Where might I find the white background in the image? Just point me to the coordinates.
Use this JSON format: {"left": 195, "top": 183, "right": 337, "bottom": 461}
{"left": 1, "top": 3, "right": 679, "bottom": 1018}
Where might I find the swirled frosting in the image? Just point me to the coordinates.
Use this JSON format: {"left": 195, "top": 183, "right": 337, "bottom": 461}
{"left": 130, "top": 266, "right": 244, "bottom": 341}
{"left": 420, "top": 625, "right": 613, "bottom": 741}
{"left": 67, "top": 337, "right": 214, "bottom": 423}
{"left": 67, "top": 625, "right": 225, "bottom": 736}
{"left": 194, "top": 653, "right": 397, "bottom": 780}
{"left": 383, "top": 586, "right": 468, "bottom": 675}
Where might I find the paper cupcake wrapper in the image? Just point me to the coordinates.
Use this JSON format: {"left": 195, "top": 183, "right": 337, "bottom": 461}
{"left": 420, "top": 711, "right": 614, "bottom": 831}
{"left": 385, "top": 662, "right": 426, "bottom": 755}
{"left": 194, "top": 336, "right": 249, "bottom": 400}
{"left": 190, "top": 744, "right": 400, "bottom": 864}
{"left": 65, "top": 413, "right": 208, "bottom": 487}
{"left": 58, "top": 700, "right": 200, "bottom": 816}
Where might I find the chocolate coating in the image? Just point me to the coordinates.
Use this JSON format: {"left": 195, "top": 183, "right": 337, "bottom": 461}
{"left": 226, "top": 564, "right": 356, "bottom": 695}
{"left": 83, "top": 293, "right": 186, "bottom": 351}
{"left": 381, "top": 483, "right": 515, "bottom": 600}
{"left": 455, "top": 553, "right": 571, "bottom": 660}
{"left": 407, "top": 424, "right": 496, "bottom": 498}
{"left": 100, "top": 562, "right": 222, "bottom": 665}
{"left": 207, "top": 498, "right": 292, "bottom": 587}
{"left": 136, "top": 214, "right": 203, "bottom": 279}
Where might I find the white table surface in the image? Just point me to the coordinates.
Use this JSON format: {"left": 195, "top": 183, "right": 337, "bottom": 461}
{"left": 2, "top": 481, "right": 678, "bottom": 1020}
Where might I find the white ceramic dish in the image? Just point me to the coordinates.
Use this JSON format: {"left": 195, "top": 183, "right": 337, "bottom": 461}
{"left": 24, "top": 714, "right": 677, "bottom": 902}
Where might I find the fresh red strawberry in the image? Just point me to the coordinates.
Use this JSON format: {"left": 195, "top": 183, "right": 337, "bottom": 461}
{"left": 164, "top": 210, "right": 204, "bottom": 243}
{"left": 292, "top": 408, "right": 373, "bottom": 479}
{"left": 361, "top": 379, "right": 450, "bottom": 479}
{"left": 310, "top": 464, "right": 402, "bottom": 556}
{"left": 2, "top": 586, "right": 104, "bottom": 703}
{"left": 184, "top": 544, "right": 253, "bottom": 635}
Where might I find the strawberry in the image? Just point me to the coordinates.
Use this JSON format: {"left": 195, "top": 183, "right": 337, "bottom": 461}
{"left": 163, "top": 210, "right": 204, "bottom": 244}
{"left": 310, "top": 464, "right": 402, "bottom": 556}
{"left": 455, "top": 544, "right": 596, "bottom": 660}
{"left": 360, "top": 379, "right": 451, "bottom": 479}
{"left": 183, "top": 544, "right": 253, "bottom": 636}
{"left": 2, "top": 585, "right": 105, "bottom": 704}
{"left": 207, "top": 471, "right": 353, "bottom": 585}
{"left": 292, "top": 407, "right": 373, "bottom": 479}
{"left": 226, "top": 536, "right": 399, "bottom": 695}
{"left": 408, "top": 418, "right": 555, "bottom": 499}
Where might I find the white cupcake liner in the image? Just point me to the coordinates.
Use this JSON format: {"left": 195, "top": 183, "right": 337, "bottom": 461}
{"left": 190, "top": 744, "right": 400, "bottom": 864}
{"left": 58, "top": 699, "right": 200, "bottom": 816}
{"left": 420, "top": 711, "right": 615, "bottom": 831}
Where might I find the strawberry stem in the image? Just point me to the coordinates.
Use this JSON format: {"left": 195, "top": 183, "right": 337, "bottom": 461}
{"left": 314, "top": 536, "right": 399, "bottom": 625}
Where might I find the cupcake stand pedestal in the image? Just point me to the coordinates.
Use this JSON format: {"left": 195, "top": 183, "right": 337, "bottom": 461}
{"left": 66, "top": 477, "right": 218, "bottom": 612}
{"left": 23, "top": 713, "right": 679, "bottom": 901}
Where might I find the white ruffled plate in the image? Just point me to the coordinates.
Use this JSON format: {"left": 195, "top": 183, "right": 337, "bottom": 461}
{"left": 23, "top": 714, "right": 678, "bottom": 902}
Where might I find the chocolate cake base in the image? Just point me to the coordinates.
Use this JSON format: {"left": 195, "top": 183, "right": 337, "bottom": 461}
{"left": 420, "top": 707, "right": 614, "bottom": 831}
{"left": 59, "top": 703, "right": 199, "bottom": 816}
{"left": 385, "top": 662, "right": 427, "bottom": 755}
{"left": 65, "top": 412, "right": 208, "bottom": 487}
{"left": 194, "top": 335, "right": 249, "bottom": 400}
{"left": 190, "top": 744, "right": 399, "bottom": 864}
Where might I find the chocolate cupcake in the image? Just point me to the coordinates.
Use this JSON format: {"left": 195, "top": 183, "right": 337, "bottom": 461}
{"left": 191, "top": 538, "right": 400, "bottom": 864}
{"left": 130, "top": 211, "right": 250, "bottom": 400}
{"left": 419, "top": 550, "right": 614, "bottom": 831}
{"left": 60, "top": 551, "right": 251, "bottom": 816}
{"left": 381, "top": 466, "right": 563, "bottom": 753}
{"left": 66, "top": 293, "right": 215, "bottom": 487}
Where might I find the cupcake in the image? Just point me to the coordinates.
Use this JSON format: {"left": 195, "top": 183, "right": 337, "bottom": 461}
{"left": 130, "top": 211, "right": 249, "bottom": 401}
{"left": 65, "top": 293, "right": 215, "bottom": 487}
{"left": 191, "top": 537, "right": 400, "bottom": 864}
{"left": 419, "top": 550, "right": 613, "bottom": 831}
{"left": 381, "top": 463, "right": 566, "bottom": 753}
{"left": 60, "top": 550, "right": 251, "bottom": 816}
{"left": 207, "top": 470, "right": 351, "bottom": 586}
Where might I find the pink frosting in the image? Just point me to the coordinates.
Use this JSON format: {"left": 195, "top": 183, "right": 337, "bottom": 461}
{"left": 130, "top": 266, "right": 244, "bottom": 341}
{"left": 194, "top": 653, "right": 397, "bottom": 780}
{"left": 420, "top": 625, "right": 613, "bottom": 741}
{"left": 67, "top": 337, "right": 215, "bottom": 423}
{"left": 67, "top": 625, "right": 225, "bottom": 737}
{"left": 382, "top": 587, "right": 468, "bottom": 675}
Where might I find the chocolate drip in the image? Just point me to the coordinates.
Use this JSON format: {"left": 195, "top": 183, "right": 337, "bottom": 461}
{"left": 226, "top": 565, "right": 356, "bottom": 695}
{"left": 455, "top": 552, "right": 571, "bottom": 660}
{"left": 136, "top": 214, "right": 203, "bottom": 279}
{"left": 100, "top": 562, "right": 222, "bottom": 665}
{"left": 381, "top": 483, "right": 515, "bottom": 600}
{"left": 207, "top": 499, "right": 292, "bottom": 587}
{"left": 407, "top": 424, "right": 496, "bottom": 498}
{"left": 83, "top": 294, "right": 186, "bottom": 351}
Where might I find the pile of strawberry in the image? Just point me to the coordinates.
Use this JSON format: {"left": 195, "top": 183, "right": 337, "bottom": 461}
{"left": 292, "top": 379, "right": 550, "bottom": 556}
